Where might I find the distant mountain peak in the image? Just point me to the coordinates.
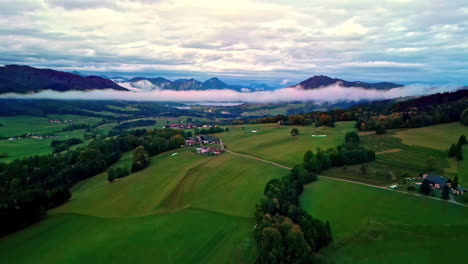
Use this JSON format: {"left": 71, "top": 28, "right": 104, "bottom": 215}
{"left": 292, "top": 75, "right": 403, "bottom": 90}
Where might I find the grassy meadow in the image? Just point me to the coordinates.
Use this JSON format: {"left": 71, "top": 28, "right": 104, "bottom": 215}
{"left": 221, "top": 121, "right": 356, "bottom": 167}
{"left": 0, "top": 114, "right": 104, "bottom": 161}
{"left": 0, "top": 147, "right": 287, "bottom": 264}
{"left": 301, "top": 177, "right": 468, "bottom": 263}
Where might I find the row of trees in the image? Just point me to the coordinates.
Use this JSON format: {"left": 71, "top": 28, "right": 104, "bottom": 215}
{"left": 50, "top": 138, "right": 83, "bottom": 153}
{"left": 193, "top": 126, "right": 227, "bottom": 135}
{"left": 255, "top": 165, "right": 331, "bottom": 263}
{"left": 254, "top": 131, "right": 376, "bottom": 263}
{"left": 0, "top": 127, "right": 185, "bottom": 236}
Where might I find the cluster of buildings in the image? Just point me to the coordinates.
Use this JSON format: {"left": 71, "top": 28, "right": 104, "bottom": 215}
{"left": 196, "top": 146, "right": 225, "bottom": 155}
{"left": 48, "top": 119, "right": 76, "bottom": 124}
{"left": 8, "top": 134, "right": 61, "bottom": 141}
{"left": 185, "top": 135, "right": 217, "bottom": 146}
{"left": 168, "top": 123, "right": 198, "bottom": 129}
{"left": 421, "top": 172, "right": 467, "bottom": 195}
{"left": 184, "top": 135, "right": 225, "bottom": 155}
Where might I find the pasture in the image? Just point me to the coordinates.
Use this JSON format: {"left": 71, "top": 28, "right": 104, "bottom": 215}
{"left": 222, "top": 121, "right": 355, "bottom": 167}
{"left": 0, "top": 147, "right": 287, "bottom": 263}
{"left": 301, "top": 177, "right": 468, "bottom": 263}
{"left": 0, "top": 114, "right": 101, "bottom": 138}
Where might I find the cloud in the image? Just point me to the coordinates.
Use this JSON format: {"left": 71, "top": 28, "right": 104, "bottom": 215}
{"left": 0, "top": 85, "right": 461, "bottom": 104}
{"left": 0, "top": 0, "right": 467, "bottom": 84}
{"left": 280, "top": 79, "right": 292, "bottom": 85}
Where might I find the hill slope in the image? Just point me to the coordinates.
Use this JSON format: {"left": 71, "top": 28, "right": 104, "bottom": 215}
{"left": 0, "top": 65, "right": 128, "bottom": 94}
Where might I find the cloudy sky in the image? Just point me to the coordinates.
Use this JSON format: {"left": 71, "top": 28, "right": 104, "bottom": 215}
{"left": 1, "top": 0, "right": 467, "bottom": 86}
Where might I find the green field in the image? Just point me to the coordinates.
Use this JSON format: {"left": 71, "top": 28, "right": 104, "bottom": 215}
{"left": 0, "top": 115, "right": 102, "bottom": 138}
{"left": 1, "top": 120, "right": 467, "bottom": 263}
{"left": 222, "top": 122, "right": 355, "bottom": 167}
{"left": 301, "top": 177, "right": 468, "bottom": 263}
{"left": 0, "top": 148, "right": 287, "bottom": 263}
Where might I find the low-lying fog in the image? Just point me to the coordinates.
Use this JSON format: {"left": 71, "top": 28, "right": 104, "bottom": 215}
{"left": 0, "top": 84, "right": 462, "bottom": 103}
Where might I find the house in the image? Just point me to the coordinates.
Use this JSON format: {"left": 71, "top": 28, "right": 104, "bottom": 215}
{"left": 185, "top": 139, "right": 197, "bottom": 146}
{"left": 422, "top": 173, "right": 452, "bottom": 189}
{"left": 452, "top": 186, "right": 467, "bottom": 195}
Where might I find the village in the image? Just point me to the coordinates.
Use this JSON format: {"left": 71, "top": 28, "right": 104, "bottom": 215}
{"left": 185, "top": 135, "right": 226, "bottom": 156}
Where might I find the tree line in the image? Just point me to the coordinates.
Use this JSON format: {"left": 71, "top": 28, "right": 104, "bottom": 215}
{"left": 0, "top": 127, "right": 185, "bottom": 236}
{"left": 254, "top": 131, "right": 375, "bottom": 263}
{"left": 50, "top": 138, "right": 83, "bottom": 153}
{"left": 193, "top": 126, "right": 227, "bottom": 135}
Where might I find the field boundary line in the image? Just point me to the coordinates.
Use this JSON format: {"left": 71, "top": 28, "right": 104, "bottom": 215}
{"left": 224, "top": 148, "right": 468, "bottom": 208}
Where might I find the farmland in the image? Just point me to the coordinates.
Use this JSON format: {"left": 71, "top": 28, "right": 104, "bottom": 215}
{"left": 0, "top": 148, "right": 286, "bottom": 264}
{"left": 0, "top": 114, "right": 104, "bottom": 161}
{"left": 221, "top": 121, "right": 355, "bottom": 167}
{"left": 301, "top": 177, "right": 468, "bottom": 263}
{"left": 0, "top": 119, "right": 467, "bottom": 263}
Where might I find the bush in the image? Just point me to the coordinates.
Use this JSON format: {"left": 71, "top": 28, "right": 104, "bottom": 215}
{"left": 407, "top": 186, "right": 416, "bottom": 191}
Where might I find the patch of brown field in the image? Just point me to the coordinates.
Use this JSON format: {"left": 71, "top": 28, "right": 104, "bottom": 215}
{"left": 376, "top": 148, "right": 402, "bottom": 155}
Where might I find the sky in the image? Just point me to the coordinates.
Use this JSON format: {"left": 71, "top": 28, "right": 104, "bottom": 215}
{"left": 0, "top": 0, "right": 467, "bottom": 86}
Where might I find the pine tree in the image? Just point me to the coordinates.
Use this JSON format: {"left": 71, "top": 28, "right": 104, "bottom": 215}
{"left": 441, "top": 185, "right": 450, "bottom": 200}
{"left": 448, "top": 144, "right": 457, "bottom": 157}
{"left": 420, "top": 179, "right": 431, "bottom": 195}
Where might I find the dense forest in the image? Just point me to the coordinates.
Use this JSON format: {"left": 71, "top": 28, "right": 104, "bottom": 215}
{"left": 248, "top": 89, "right": 468, "bottom": 131}
{"left": 0, "top": 128, "right": 187, "bottom": 236}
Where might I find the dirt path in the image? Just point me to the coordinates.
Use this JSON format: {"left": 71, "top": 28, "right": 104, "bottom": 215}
{"left": 224, "top": 148, "right": 468, "bottom": 208}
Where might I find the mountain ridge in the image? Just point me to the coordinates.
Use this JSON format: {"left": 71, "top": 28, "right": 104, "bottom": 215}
{"left": 0, "top": 65, "right": 128, "bottom": 94}
{"left": 291, "top": 75, "right": 403, "bottom": 90}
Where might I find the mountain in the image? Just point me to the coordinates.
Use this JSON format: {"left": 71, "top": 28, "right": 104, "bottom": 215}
{"left": 0, "top": 65, "right": 128, "bottom": 94}
{"left": 71, "top": 71, "right": 85, "bottom": 77}
{"left": 292, "top": 75, "right": 403, "bottom": 90}
{"left": 116, "top": 76, "right": 246, "bottom": 91}
{"left": 202, "top": 77, "right": 231, "bottom": 89}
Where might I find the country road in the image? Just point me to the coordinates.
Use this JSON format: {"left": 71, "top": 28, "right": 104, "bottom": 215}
{"left": 224, "top": 147, "right": 468, "bottom": 208}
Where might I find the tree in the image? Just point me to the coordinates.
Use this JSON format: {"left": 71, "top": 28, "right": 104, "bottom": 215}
{"left": 441, "top": 185, "right": 450, "bottom": 200}
{"left": 456, "top": 149, "right": 464, "bottom": 161}
{"left": 360, "top": 163, "right": 368, "bottom": 175}
{"left": 375, "top": 123, "right": 386, "bottom": 134}
{"left": 345, "top": 131, "right": 359, "bottom": 144}
{"left": 458, "top": 135, "right": 467, "bottom": 145}
{"left": 420, "top": 179, "right": 431, "bottom": 195}
{"left": 290, "top": 128, "right": 299, "bottom": 136}
{"left": 448, "top": 144, "right": 457, "bottom": 157}
{"left": 131, "top": 146, "right": 150, "bottom": 172}
{"left": 453, "top": 175, "right": 459, "bottom": 189}
{"left": 460, "top": 108, "right": 468, "bottom": 126}
{"left": 186, "top": 131, "right": 192, "bottom": 138}
{"left": 107, "top": 168, "right": 116, "bottom": 182}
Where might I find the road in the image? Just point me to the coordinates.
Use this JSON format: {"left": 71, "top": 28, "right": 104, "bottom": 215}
{"left": 224, "top": 147, "right": 468, "bottom": 208}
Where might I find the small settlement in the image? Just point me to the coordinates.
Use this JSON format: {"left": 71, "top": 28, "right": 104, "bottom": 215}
{"left": 185, "top": 135, "right": 225, "bottom": 156}
{"left": 420, "top": 172, "right": 467, "bottom": 195}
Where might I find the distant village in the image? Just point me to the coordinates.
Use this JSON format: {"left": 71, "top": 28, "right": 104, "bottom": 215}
{"left": 167, "top": 123, "right": 214, "bottom": 129}
{"left": 185, "top": 135, "right": 225, "bottom": 156}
